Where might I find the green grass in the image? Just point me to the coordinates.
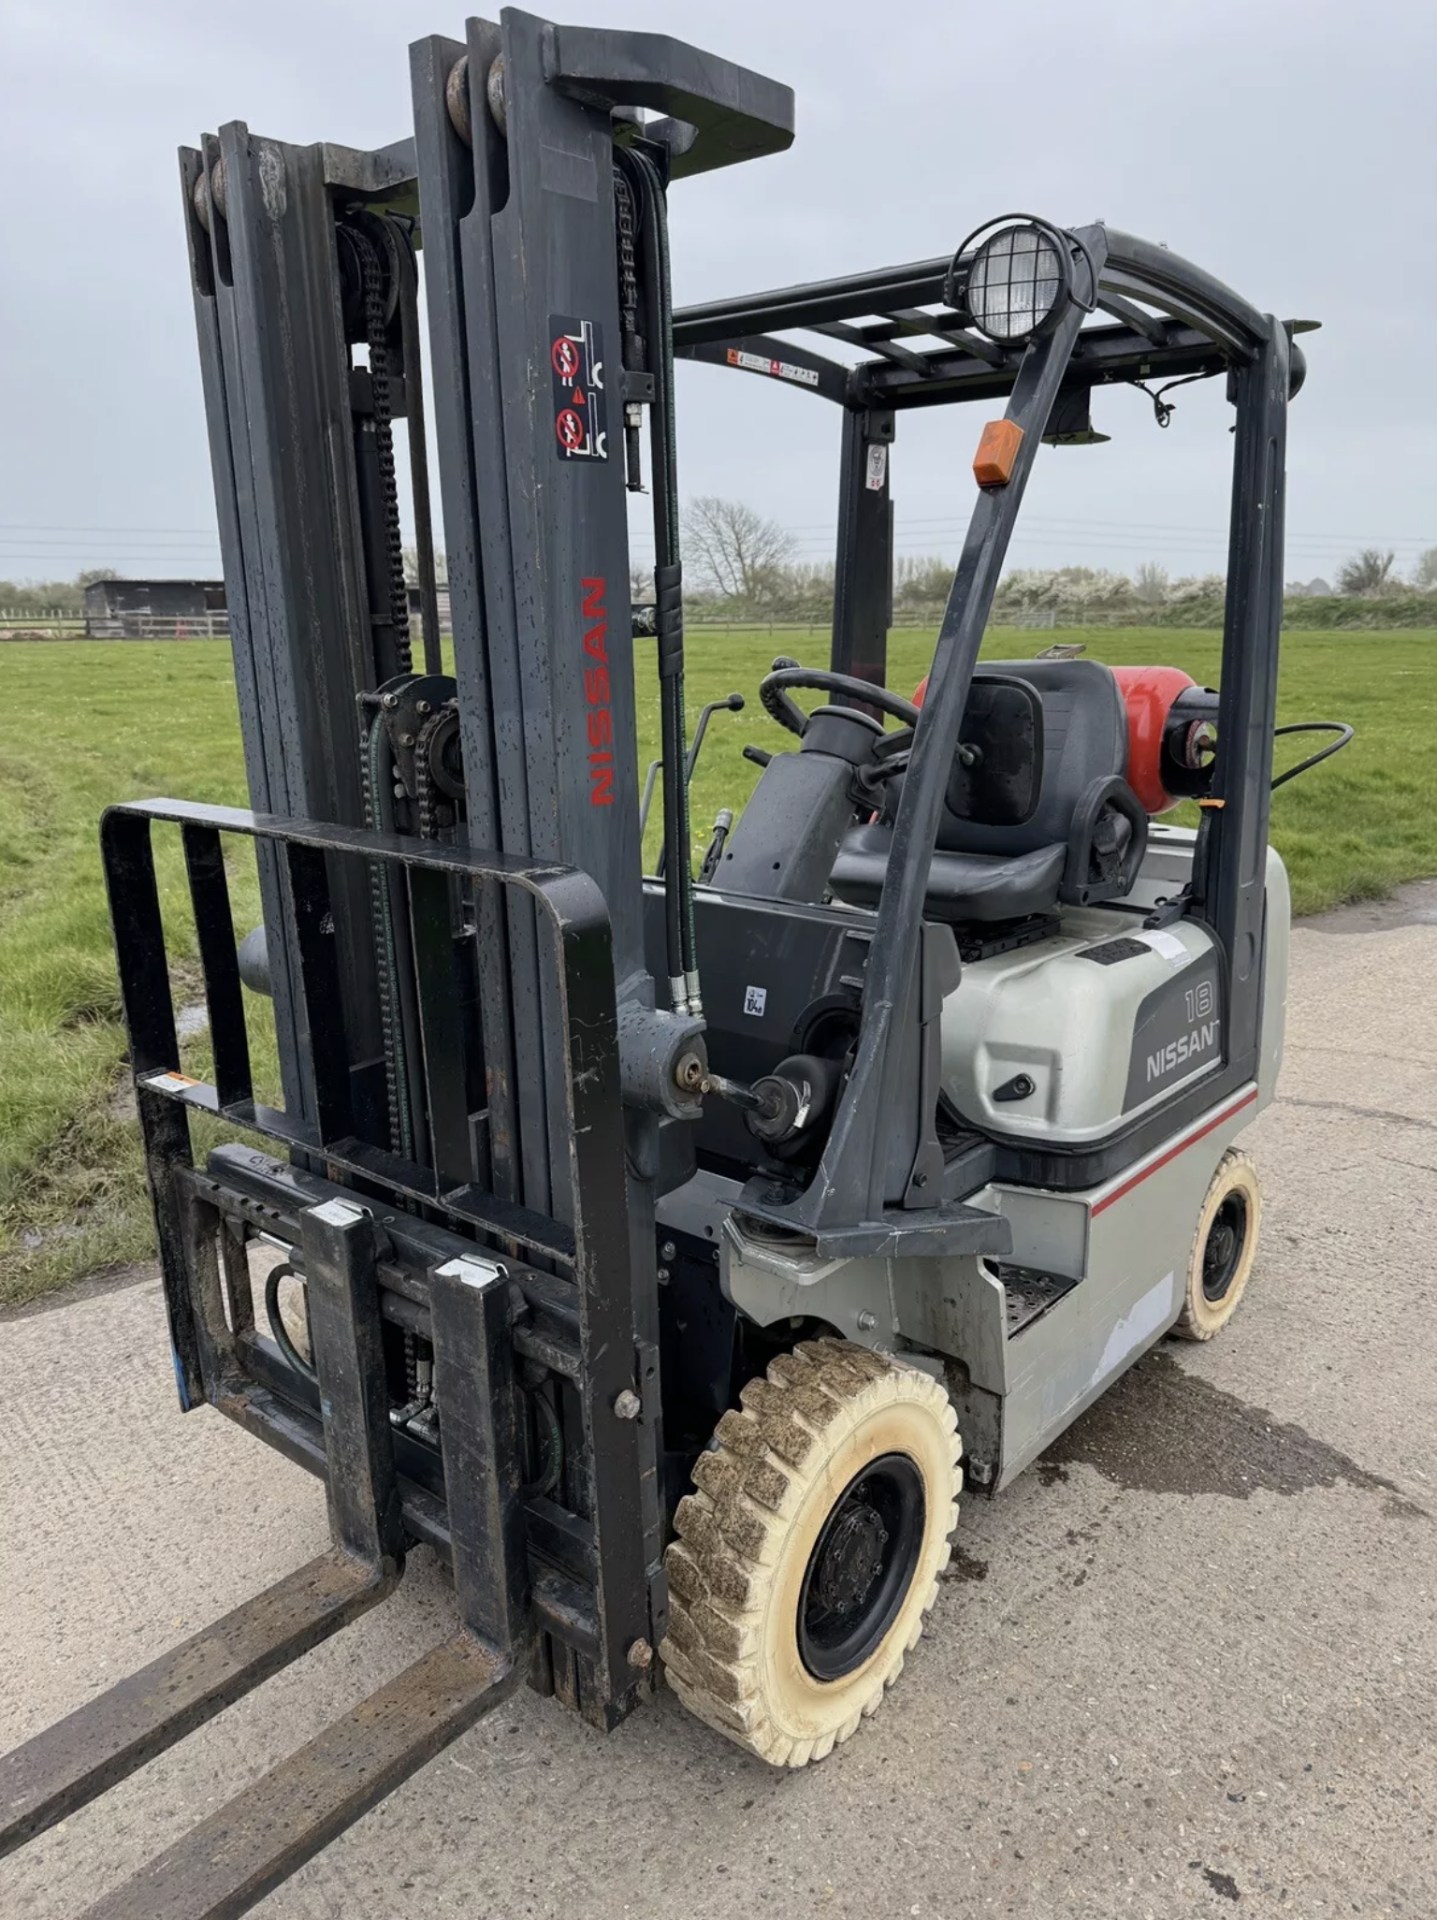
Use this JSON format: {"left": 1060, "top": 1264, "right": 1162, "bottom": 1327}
{"left": 0, "top": 645, "right": 261, "bottom": 1305}
{"left": 658, "top": 626, "right": 1437, "bottom": 912}
{"left": 2, "top": 627, "right": 1434, "bottom": 1306}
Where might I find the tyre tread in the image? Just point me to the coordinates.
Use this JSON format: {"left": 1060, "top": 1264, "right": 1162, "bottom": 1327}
{"left": 659, "top": 1339, "right": 959, "bottom": 1768}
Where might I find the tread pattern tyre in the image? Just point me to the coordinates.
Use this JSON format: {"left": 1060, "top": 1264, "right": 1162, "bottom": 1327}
{"left": 659, "top": 1338, "right": 961, "bottom": 1768}
{"left": 1174, "top": 1147, "right": 1262, "bottom": 1341}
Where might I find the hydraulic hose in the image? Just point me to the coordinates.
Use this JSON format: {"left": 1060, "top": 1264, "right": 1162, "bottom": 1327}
{"left": 263, "top": 1263, "right": 317, "bottom": 1381}
{"left": 518, "top": 1382, "right": 564, "bottom": 1500}
{"left": 627, "top": 146, "right": 701, "bottom": 1015}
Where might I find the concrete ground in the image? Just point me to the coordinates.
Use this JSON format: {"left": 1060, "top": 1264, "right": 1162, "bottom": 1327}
{"left": 2, "top": 895, "right": 1435, "bottom": 1920}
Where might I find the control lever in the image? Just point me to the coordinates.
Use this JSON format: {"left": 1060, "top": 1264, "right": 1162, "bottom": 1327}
{"left": 698, "top": 807, "right": 734, "bottom": 883}
{"left": 686, "top": 692, "right": 745, "bottom": 778}
{"left": 742, "top": 744, "right": 772, "bottom": 770}
{"left": 642, "top": 697, "right": 747, "bottom": 845}
{"left": 656, "top": 693, "right": 745, "bottom": 876}
{"left": 638, "top": 757, "right": 661, "bottom": 835}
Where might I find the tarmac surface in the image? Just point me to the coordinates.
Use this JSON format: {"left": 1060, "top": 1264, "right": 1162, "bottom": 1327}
{"left": 2, "top": 893, "right": 1434, "bottom": 1919}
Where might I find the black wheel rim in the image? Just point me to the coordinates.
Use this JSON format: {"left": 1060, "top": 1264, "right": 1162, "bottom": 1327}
{"left": 797, "top": 1452, "right": 926, "bottom": 1682}
{"left": 1202, "top": 1190, "right": 1249, "bottom": 1302}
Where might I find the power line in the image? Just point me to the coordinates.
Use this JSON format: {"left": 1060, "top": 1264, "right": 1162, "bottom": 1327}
{"left": 5, "top": 509, "right": 1428, "bottom": 545}
{"left": 0, "top": 522, "right": 221, "bottom": 537}
{"left": 644, "top": 506, "right": 1434, "bottom": 543}
{"left": 0, "top": 537, "right": 221, "bottom": 549}
{"left": 629, "top": 517, "right": 1428, "bottom": 557}
{"left": 0, "top": 548, "right": 224, "bottom": 559}
{"left": 628, "top": 536, "right": 1381, "bottom": 567}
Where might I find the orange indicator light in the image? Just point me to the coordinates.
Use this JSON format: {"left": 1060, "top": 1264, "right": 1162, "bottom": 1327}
{"left": 973, "top": 418, "right": 1024, "bottom": 487}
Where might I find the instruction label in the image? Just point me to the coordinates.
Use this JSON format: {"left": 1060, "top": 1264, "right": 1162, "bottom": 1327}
{"left": 1139, "top": 928, "right": 1188, "bottom": 967}
{"left": 725, "top": 347, "right": 819, "bottom": 388}
{"left": 550, "top": 315, "right": 607, "bottom": 461}
{"left": 865, "top": 443, "right": 889, "bottom": 491}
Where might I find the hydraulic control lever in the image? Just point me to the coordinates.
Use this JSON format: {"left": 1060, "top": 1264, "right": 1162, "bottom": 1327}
{"left": 698, "top": 808, "right": 734, "bottom": 882}
{"left": 652, "top": 693, "right": 745, "bottom": 871}
{"left": 686, "top": 691, "right": 745, "bottom": 778}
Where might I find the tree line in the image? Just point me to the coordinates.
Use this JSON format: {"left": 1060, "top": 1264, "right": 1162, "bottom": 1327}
{"left": 0, "top": 567, "right": 118, "bottom": 614}
{"left": 642, "top": 498, "right": 1437, "bottom": 625}
{"left": 8, "top": 510, "right": 1434, "bottom": 624}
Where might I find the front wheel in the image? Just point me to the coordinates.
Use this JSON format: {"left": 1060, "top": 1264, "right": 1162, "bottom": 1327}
{"left": 1173, "top": 1147, "right": 1262, "bottom": 1341}
{"left": 659, "top": 1338, "right": 961, "bottom": 1767}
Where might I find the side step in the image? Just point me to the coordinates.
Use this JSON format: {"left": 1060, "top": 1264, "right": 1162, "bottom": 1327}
{"left": 78, "top": 1631, "right": 518, "bottom": 1920}
{"left": 0, "top": 1548, "right": 393, "bottom": 1857}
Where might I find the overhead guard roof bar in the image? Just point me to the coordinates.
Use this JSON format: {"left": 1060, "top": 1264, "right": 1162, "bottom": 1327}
{"left": 674, "top": 224, "right": 1280, "bottom": 404}
{"left": 675, "top": 256, "right": 952, "bottom": 346}
{"left": 1100, "top": 229, "right": 1271, "bottom": 354}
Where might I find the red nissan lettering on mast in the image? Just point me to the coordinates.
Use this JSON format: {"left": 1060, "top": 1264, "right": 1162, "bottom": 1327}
{"left": 582, "top": 577, "right": 614, "bottom": 806}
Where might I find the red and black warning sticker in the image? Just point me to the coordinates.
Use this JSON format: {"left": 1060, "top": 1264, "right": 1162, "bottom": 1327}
{"left": 549, "top": 315, "right": 607, "bottom": 461}
{"left": 724, "top": 346, "right": 819, "bottom": 388}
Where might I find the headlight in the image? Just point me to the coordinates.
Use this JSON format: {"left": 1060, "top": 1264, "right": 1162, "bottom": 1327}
{"left": 960, "top": 219, "right": 1070, "bottom": 345}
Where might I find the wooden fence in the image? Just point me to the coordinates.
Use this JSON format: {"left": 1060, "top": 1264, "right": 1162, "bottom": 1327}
{"left": 0, "top": 611, "right": 231, "bottom": 639}
{"left": 83, "top": 613, "right": 232, "bottom": 638}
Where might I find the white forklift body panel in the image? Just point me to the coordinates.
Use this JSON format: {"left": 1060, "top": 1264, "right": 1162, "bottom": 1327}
{"left": 939, "top": 834, "right": 1291, "bottom": 1142}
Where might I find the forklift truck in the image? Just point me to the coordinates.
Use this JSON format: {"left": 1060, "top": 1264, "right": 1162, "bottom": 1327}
{"left": 0, "top": 10, "right": 1350, "bottom": 1909}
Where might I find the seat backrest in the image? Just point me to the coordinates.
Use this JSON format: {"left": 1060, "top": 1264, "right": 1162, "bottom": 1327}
{"left": 933, "top": 657, "right": 1128, "bottom": 857}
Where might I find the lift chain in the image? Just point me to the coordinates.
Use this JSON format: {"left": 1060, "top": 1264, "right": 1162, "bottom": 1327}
{"left": 346, "top": 217, "right": 413, "bottom": 676}
{"left": 360, "top": 709, "right": 407, "bottom": 1155}
{"left": 613, "top": 165, "right": 644, "bottom": 371}
{"left": 613, "top": 161, "right": 647, "bottom": 492}
{"left": 345, "top": 213, "right": 421, "bottom": 1158}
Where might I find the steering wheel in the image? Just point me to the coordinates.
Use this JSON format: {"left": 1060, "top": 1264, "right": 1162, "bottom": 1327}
{"left": 758, "top": 664, "right": 921, "bottom": 738}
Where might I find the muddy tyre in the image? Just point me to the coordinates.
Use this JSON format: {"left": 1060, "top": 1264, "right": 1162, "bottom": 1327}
{"left": 659, "top": 1338, "right": 961, "bottom": 1768}
{"left": 1174, "top": 1148, "right": 1262, "bottom": 1341}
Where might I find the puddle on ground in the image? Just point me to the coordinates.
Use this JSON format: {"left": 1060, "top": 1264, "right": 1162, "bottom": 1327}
{"left": 939, "top": 1544, "right": 989, "bottom": 1583}
{"left": 1036, "top": 1348, "right": 1426, "bottom": 1516}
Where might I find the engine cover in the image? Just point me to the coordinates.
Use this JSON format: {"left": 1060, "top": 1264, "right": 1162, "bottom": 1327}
{"left": 939, "top": 909, "right": 1226, "bottom": 1145}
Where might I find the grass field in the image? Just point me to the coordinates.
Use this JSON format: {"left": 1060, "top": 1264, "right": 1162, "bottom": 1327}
{"left": 2, "top": 626, "right": 1434, "bottom": 1306}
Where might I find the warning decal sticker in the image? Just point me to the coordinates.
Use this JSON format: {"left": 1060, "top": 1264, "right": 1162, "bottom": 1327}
{"left": 725, "top": 347, "right": 820, "bottom": 389}
{"left": 549, "top": 315, "right": 608, "bottom": 461}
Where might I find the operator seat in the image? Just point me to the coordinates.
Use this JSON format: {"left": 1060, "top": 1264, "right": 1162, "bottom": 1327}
{"left": 829, "top": 658, "right": 1147, "bottom": 924}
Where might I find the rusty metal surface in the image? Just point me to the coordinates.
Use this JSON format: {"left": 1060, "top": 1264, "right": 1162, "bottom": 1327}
{"left": 79, "top": 1633, "right": 518, "bottom": 1920}
{"left": 0, "top": 1549, "right": 391, "bottom": 1858}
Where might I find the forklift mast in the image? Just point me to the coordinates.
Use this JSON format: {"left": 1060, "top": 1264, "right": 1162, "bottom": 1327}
{"left": 174, "top": 3, "right": 792, "bottom": 1708}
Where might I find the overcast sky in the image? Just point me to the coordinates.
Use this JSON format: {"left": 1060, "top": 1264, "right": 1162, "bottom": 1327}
{"left": 2, "top": 0, "right": 1433, "bottom": 590}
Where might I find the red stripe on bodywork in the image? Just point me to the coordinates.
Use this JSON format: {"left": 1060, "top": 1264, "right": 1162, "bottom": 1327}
{"left": 1089, "top": 1088, "right": 1258, "bottom": 1217}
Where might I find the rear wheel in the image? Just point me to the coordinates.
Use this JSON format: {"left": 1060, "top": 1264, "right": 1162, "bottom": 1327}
{"left": 659, "top": 1338, "right": 961, "bottom": 1767}
{"left": 1174, "top": 1148, "right": 1262, "bottom": 1341}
